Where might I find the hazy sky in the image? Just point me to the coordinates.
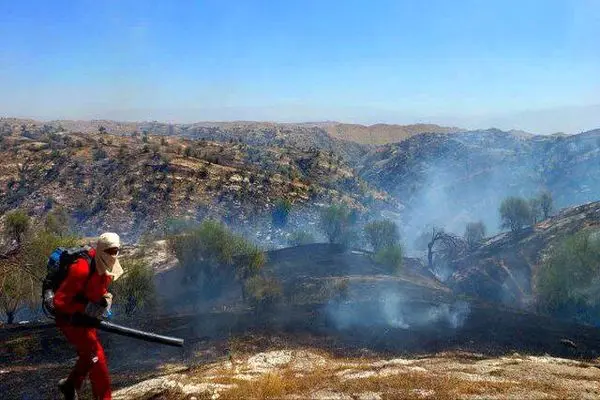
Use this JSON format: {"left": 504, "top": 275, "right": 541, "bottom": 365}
{"left": 1, "top": 0, "right": 599, "bottom": 134}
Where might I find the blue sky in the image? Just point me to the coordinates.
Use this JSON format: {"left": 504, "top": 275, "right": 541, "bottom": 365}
{"left": 1, "top": 0, "right": 598, "bottom": 133}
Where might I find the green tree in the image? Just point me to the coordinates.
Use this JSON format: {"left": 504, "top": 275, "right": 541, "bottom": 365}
{"left": 499, "top": 196, "right": 532, "bottom": 233}
{"left": 464, "top": 221, "right": 486, "bottom": 250}
{"left": 536, "top": 230, "right": 600, "bottom": 322}
{"left": 319, "top": 204, "right": 356, "bottom": 246}
{"left": 110, "top": 258, "right": 156, "bottom": 316}
{"left": 539, "top": 191, "right": 553, "bottom": 219}
{"left": 4, "top": 209, "right": 30, "bottom": 244}
{"left": 272, "top": 198, "right": 292, "bottom": 228}
{"left": 364, "top": 219, "right": 400, "bottom": 252}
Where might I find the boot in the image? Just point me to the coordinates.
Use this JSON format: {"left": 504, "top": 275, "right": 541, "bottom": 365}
{"left": 58, "top": 378, "right": 78, "bottom": 400}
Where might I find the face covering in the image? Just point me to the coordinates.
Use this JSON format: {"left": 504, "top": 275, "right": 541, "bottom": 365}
{"left": 95, "top": 232, "right": 124, "bottom": 281}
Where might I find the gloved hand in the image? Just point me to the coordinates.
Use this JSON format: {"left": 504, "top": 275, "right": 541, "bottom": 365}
{"left": 84, "top": 293, "right": 113, "bottom": 319}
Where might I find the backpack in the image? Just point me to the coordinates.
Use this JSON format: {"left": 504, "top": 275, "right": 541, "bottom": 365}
{"left": 42, "top": 246, "right": 94, "bottom": 316}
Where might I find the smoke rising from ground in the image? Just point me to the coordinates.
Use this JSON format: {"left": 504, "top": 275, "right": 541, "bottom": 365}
{"left": 326, "top": 288, "right": 470, "bottom": 331}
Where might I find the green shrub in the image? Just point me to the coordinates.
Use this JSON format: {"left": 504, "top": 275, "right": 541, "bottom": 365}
{"left": 319, "top": 204, "right": 357, "bottom": 246}
{"left": 536, "top": 229, "right": 600, "bottom": 322}
{"left": 373, "top": 244, "right": 403, "bottom": 274}
{"left": 1, "top": 230, "right": 80, "bottom": 323}
{"left": 167, "top": 220, "right": 265, "bottom": 296}
{"left": 93, "top": 147, "right": 107, "bottom": 160}
{"left": 244, "top": 275, "right": 282, "bottom": 312}
{"left": 539, "top": 191, "right": 553, "bottom": 219}
{"left": 272, "top": 198, "right": 292, "bottom": 228}
{"left": 110, "top": 258, "right": 156, "bottom": 317}
{"left": 4, "top": 209, "right": 30, "bottom": 244}
{"left": 364, "top": 219, "right": 400, "bottom": 252}
{"left": 287, "top": 231, "right": 315, "bottom": 246}
{"left": 44, "top": 207, "right": 73, "bottom": 236}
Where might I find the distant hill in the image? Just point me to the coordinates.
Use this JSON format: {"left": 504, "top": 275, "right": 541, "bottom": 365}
{"left": 0, "top": 118, "right": 462, "bottom": 152}
{"left": 2, "top": 117, "right": 600, "bottom": 251}
{"left": 325, "top": 123, "right": 462, "bottom": 145}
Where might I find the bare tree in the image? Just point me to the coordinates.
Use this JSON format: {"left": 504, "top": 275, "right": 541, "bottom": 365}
{"left": 418, "top": 226, "right": 467, "bottom": 272}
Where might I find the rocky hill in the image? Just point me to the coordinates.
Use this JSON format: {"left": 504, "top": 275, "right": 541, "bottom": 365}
{"left": 0, "top": 125, "right": 393, "bottom": 243}
{"left": 0, "top": 118, "right": 461, "bottom": 163}
{"left": 3, "top": 117, "right": 600, "bottom": 249}
{"left": 359, "top": 128, "right": 600, "bottom": 241}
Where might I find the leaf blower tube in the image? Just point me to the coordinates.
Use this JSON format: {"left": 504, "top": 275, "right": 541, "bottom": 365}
{"left": 68, "top": 313, "right": 185, "bottom": 348}
{"left": 97, "top": 320, "right": 184, "bottom": 347}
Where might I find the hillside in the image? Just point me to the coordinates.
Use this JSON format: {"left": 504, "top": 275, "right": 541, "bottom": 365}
{"left": 0, "top": 126, "right": 393, "bottom": 243}
{"left": 359, "top": 128, "right": 600, "bottom": 241}
{"left": 447, "top": 200, "right": 600, "bottom": 309}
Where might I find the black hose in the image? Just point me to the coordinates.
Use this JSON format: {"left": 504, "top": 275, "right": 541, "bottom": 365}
{"left": 97, "top": 320, "right": 184, "bottom": 348}
{"left": 67, "top": 313, "right": 184, "bottom": 348}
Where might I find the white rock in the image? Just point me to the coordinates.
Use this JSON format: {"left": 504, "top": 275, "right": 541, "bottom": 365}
{"left": 411, "top": 389, "right": 436, "bottom": 398}
{"left": 355, "top": 392, "right": 382, "bottom": 400}
{"left": 372, "top": 358, "right": 415, "bottom": 368}
{"left": 309, "top": 390, "right": 353, "bottom": 400}
{"left": 245, "top": 350, "right": 293, "bottom": 373}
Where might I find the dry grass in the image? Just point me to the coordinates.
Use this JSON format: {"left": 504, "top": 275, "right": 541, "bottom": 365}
{"left": 213, "top": 366, "right": 513, "bottom": 400}
{"left": 189, "top": 350, "right": 581, "bottom": 400}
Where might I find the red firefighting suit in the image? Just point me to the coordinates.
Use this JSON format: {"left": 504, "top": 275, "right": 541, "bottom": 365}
{"left": 54, "top": 248, "right": 113, "bottom": 399}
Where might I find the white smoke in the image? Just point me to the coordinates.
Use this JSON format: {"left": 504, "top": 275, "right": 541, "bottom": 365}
{"left": 327, "top": 289, "right": 471, "bottom": 331}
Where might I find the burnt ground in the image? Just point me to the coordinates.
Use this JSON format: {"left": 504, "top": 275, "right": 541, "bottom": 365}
{"left": 3, "top": 302, "right": 600, "bottom": 399}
